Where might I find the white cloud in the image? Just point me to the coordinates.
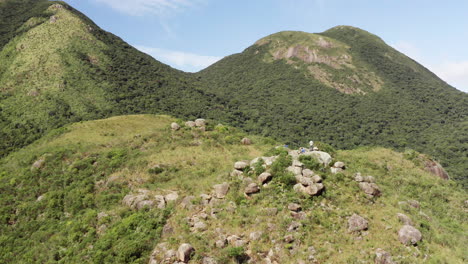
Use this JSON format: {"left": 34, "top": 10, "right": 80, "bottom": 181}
{"left": 392, "top": 41, "right": 468, "bottom": 93}
{"left": 135, "top": 45, "right": 222, "bottom": 72}
{"left": 430, "top": 61, "right": 468, "bottom": 92}
{"left": 93, "top": 0, "right": 198, "bottom": 16}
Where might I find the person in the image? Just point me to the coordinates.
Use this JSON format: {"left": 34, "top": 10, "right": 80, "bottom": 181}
{"left": 309, "top": 140, "right": 314, "bottom": 150}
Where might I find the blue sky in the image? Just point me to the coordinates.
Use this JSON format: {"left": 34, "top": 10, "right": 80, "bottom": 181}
{"left": 64, "top": 0, "right": 468, "bottom": 92}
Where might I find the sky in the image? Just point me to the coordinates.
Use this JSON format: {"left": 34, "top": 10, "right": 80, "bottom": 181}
{"left": 64, "top": 0, "right": 468, "bottom": 92}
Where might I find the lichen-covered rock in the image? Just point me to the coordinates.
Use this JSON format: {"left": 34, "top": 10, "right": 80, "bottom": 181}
{"left": 213, "top": 182, "right": 230, "bottom": 199}
{"left": 375, "top": 248, "right": 395, "bottom": 264}
{"left": 177, "top": 243, "right": 195, "bottom": 262}
{"left": 348, "top": 214, "right": 368, "bottom": 232}
{"left": 258, "top": 172, "right": 273, "bottom": 184}
{"left": 194, "top": 118, "right": 206, "bottom": 127}
{"left": 245, "top": 183, "right": 260, "bottom": 195}
{"left": 397, "top": 213, "right": 414, "bottom": 226}
{"left": 241, "top": 137, "right": 252, "bottom": 145}
{"left": 171, "top": 122, "right": 181, "bottom": 130}
{"left": 398, "top": 225, "right": 422, "bottom": 245}
{"left": 185, "top": 121, "right": 196, "bottom": 127}
{"left": 234, "top": 161, "right": 249, "bottom": 170}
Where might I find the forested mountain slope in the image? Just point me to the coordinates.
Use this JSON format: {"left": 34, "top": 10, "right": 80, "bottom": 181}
{"left": 196, "top": 28, "right": 468, "bottom": 184}
{"left": 0, "top": 0, "right": 228, "bottom": 158}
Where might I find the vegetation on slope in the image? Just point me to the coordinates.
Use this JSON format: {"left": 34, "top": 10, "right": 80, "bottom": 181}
{"left": 197, "top": 28, "right": 468, "bottom": 185}
{"left": 0, "top": 115, "right": 465, "bottom": 263}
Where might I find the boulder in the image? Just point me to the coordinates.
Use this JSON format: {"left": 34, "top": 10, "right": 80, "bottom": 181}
{"left": 334, "top": 161, "right": 345, "bottom": 168}
{"left": 330, "top": 167, "right": 343, "bottom": 174}
{"left": 354, "top": 173, "right": 364, "bottom": 182}
{"left": 122, "top": 193, "right": 147, "bottom": 209}
{"left": 165, "top": 192, "right": 179, "bottom": 202}
{"left": 397, "top": 213, "right": 413, "bottom": 226}
{"left": 308, "top": 151, "right": 332, "bottom": 166}
{"left": 202, "top": 257, "right": 218, "bottom": 264}
{"left": 284, "top": 234, "right": 294, "bottom": 243}
{"left": 287, "top": 221, "right": 302, "bottom": 232}
{"left": 154, "top": 195, "right": 166, "bottom": 209}
{"left": 292, "top": 160, "right": 303, "bottom": 167}
{"left": 241, "top": 137, "right": 252, "bottom": 145}
{"left": 249, "top": 231, "right": 263, "bottom": 241}
{"left": 398, "top": 225, "right": 422, "bottom": 245}
{"left": 288, "top": 203, "right": 302, "bottom": 212}
{"left": 245, "top": 183, "right": 260, "bottom": 195}
{"left": 311, "top": 175, "right": 322, "bottom": 183}
{"left": 358, "top": 182, "right": 381, "bottom": 197}
{"left": 185, "top": 121, "right": 196, "bottom": 127}
{"left": 348, "top": 214, "right": 368, "bottom": 232}
{"left": 375, "top": 248, "right": 395, "bottom": 264}
{"left": 258, "top": 172, "right": 272, "bottom": 184}
{"left": 295, "top": 175, "right": 314, "bottom": 186}
{"left": 287, "top": 166, "right": 302, "bottom": 176}
{"left": 31, "top": 158, "right": 46, "bottom": 170}
{"left": 192, "top": 221, "right": 207, "bottom": 231}
{"left": 50, "top": 15, "right": 58, "bottom": 23}
{"left": 227, "top": 235, "right": 246, "bottom": 247}
{"left": 263, "top": 156, "right": 277, "bottom": 166}
{"left": 363, "top": 176, "right": 376, "bottom": 183}
{"left": 408, "top": 200, "right": 420, "bottom": 209}
{"left": 230, "top": 169, "right": 244, "bottom": 178}
{"left": 194, "top": 118, "right": 206, "bottom": 127}
{"left": 234, "top": 161, "right": 249, "bottom": 170}
{"left": 180, "top": 196, "right": 195, "bottom": 209}
{"left": 162, "top": 223, "right": 174, "bottom": 237}
{"left": 135, "top": 200, "right": 154, "bottom": 210}
{"left": 171, "top": 122, "right": 181, "bottom": 130}
{"left": 213, "top": 182, "right": 230, "bottom": 199}
{"left": 291, "top": 211, "right": 307, "bottom": 220}
{"left": 424, "top": 160, "right": 449, "bottom": 180}
{"left": 302, "top": 168, "right": 314, "bottom": 177}
{"left": 177, "top": 243, "right": 195, "bottom": 262}
{"left": 304, "top": 183, "right": 323, "bottom": 196}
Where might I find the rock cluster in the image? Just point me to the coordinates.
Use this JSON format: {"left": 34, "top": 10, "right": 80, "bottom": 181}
{"left": 330, "top": 161, "right": 345, "bottom": 174}
{"left": 122, "top": 189, "right": 178, "bottom": 210}
{"left": 354, "top": 173, "right": 381, "bottom": 198}
{"left": 292, "top": 165, "right": 324, "bottom": 197}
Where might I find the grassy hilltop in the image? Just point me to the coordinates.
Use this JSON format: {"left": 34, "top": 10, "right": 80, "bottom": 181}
{"left": 0, "top": 115, "right": 465, "bottom": 263}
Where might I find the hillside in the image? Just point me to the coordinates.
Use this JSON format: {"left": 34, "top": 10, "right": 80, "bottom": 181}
{"left": 0, "top": 0, "right": 229, "bottom": 158}
{"left": 0, "top": 115, "right": 465, "bottom": 263}
{"left": 0, "top": 0, "right": 466, "bottom": 187}
{"left": 196, "top": 28, "right": 468, "bottom": 185}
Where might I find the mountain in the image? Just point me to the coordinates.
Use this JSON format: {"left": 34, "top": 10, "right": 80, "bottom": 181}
{"left": 0, "top": 114, "right": 465, "bottom": 263}
{"left": 0, "top": 0, "right": 466, "bottom": 187}
{"left": 196, "top": 28, "right": 468, "bottom": 185}
{"left": 0, "top": 0, "right": 229, "bottom": 157}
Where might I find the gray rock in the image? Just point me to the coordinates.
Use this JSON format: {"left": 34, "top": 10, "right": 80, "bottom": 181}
{"left": 227, "top": 235, "right": 246, "bottom": 247}
{"left": 249, "top": 231, "right": 263, "bottom": 241}
{"left": 200, "top": 193, "right": 212, "bottom": 206}
{"left": 398, "top": 225, "right": 422, "bottom": 245}
{"left": 292, "top": 160, "right": 303, "bottom": 167}
{"left": 354, "top": 173, "right": 364, "bottom": 182}
{"left": 31, "top": 158, "right": 45, "bottom": 170}
{"left": 287, "top": 166, "right": 302, "bottom": 176}
{"left": 291, "top": 211, "right": 307, "bottom": 220}
{"left": 264, "top": 207, "right": 278, "bottom": 216}
{"left": 363, "top": 176, "right": 375, "bottom": 183}
{"left": 50, "top": 15, "right": 58, "bottom": 23}
{"left": 258, "top": 172, "right": 272, "bottom": 184}
{"left": 177, "top": 243, "right": 195, "bottom": 262}
{"left": 185, "top": 121, "right": 196, "bottom": 127}
{"left": 408, "top": 200, "right": 420, "bottom": 209}
{"left": 234, "top": 161, "right": 249, "bottom": 170}
{"left": 215, "top": 238, "right": 227, "bottom": 248}
{"left": 230, "top": 169, "right": 244, "bottom": 178}
{"left": 308, "top": 151, "right": 332, "bottom": 166}
{"left": 245, "top": 183, "right": 260, "bottom": 195}
{"left": 180, "top": 196, "right": 195, "bottom": 209}
{"left": 330, "top": 167, "right": 343, "bottom": 174}
{"left": 202, "top": 257, "right": 218, "bottom": 264}
{"left": 287, "top": 221, "right": 302, "bottom": 232}
{"left": 154, "top": 195, "right": 166, "bottom": 209}
{"left": 122, "top": 193, "right": 147, "bottom": 209}
{"left": 192, "top": 221, "right": 207, "bottom": 231}
{"left": 359, "top": 182, "right": 381, "bottom": 197}
{"left": 194, "top": 118, "right": 206, "bottom": 127}
{"left": 288, "top": 203, "right": 302, "bottom": 212}
{"left": 241, "top": 137, "right": 252, "bottom": 145}
{"left": 397, "top": 213, "right": 414, "bottom": 226}
{"left": 348, "top": 214, "right": 368, "bottom": 232}
{"left": 213, "top": 182, "right": 230, "bottom": 199}
{"left": 334, "top": 161, "right": 345, "bottom": 168}
{"left": 171, "top": 122, "right": 181, "bottom": 130}
{"left": 135, "top": 200, "right": 154, "bottom": 210}
{"left": 162, "top": 223, "right": 174, "bottom": 237}
{"left": 302, "top": 168, "right": 314, "bottom": 177}
{"left": 284, "top": 234, "right": 294, "bottom": 243}
{"left": 375, "top": 248, "right": 395, "bottom": 264}
{"left": 311, "top": 175, "right": 322, "bottom": 183}
{"left": 165, "top": 192, "right": 179, "bottom": 202}
{"left": 263, "top": 156, "right": 277, "bottom": 166}
{"left": 296, "top": 175, "right": 314, "bottom": 186}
